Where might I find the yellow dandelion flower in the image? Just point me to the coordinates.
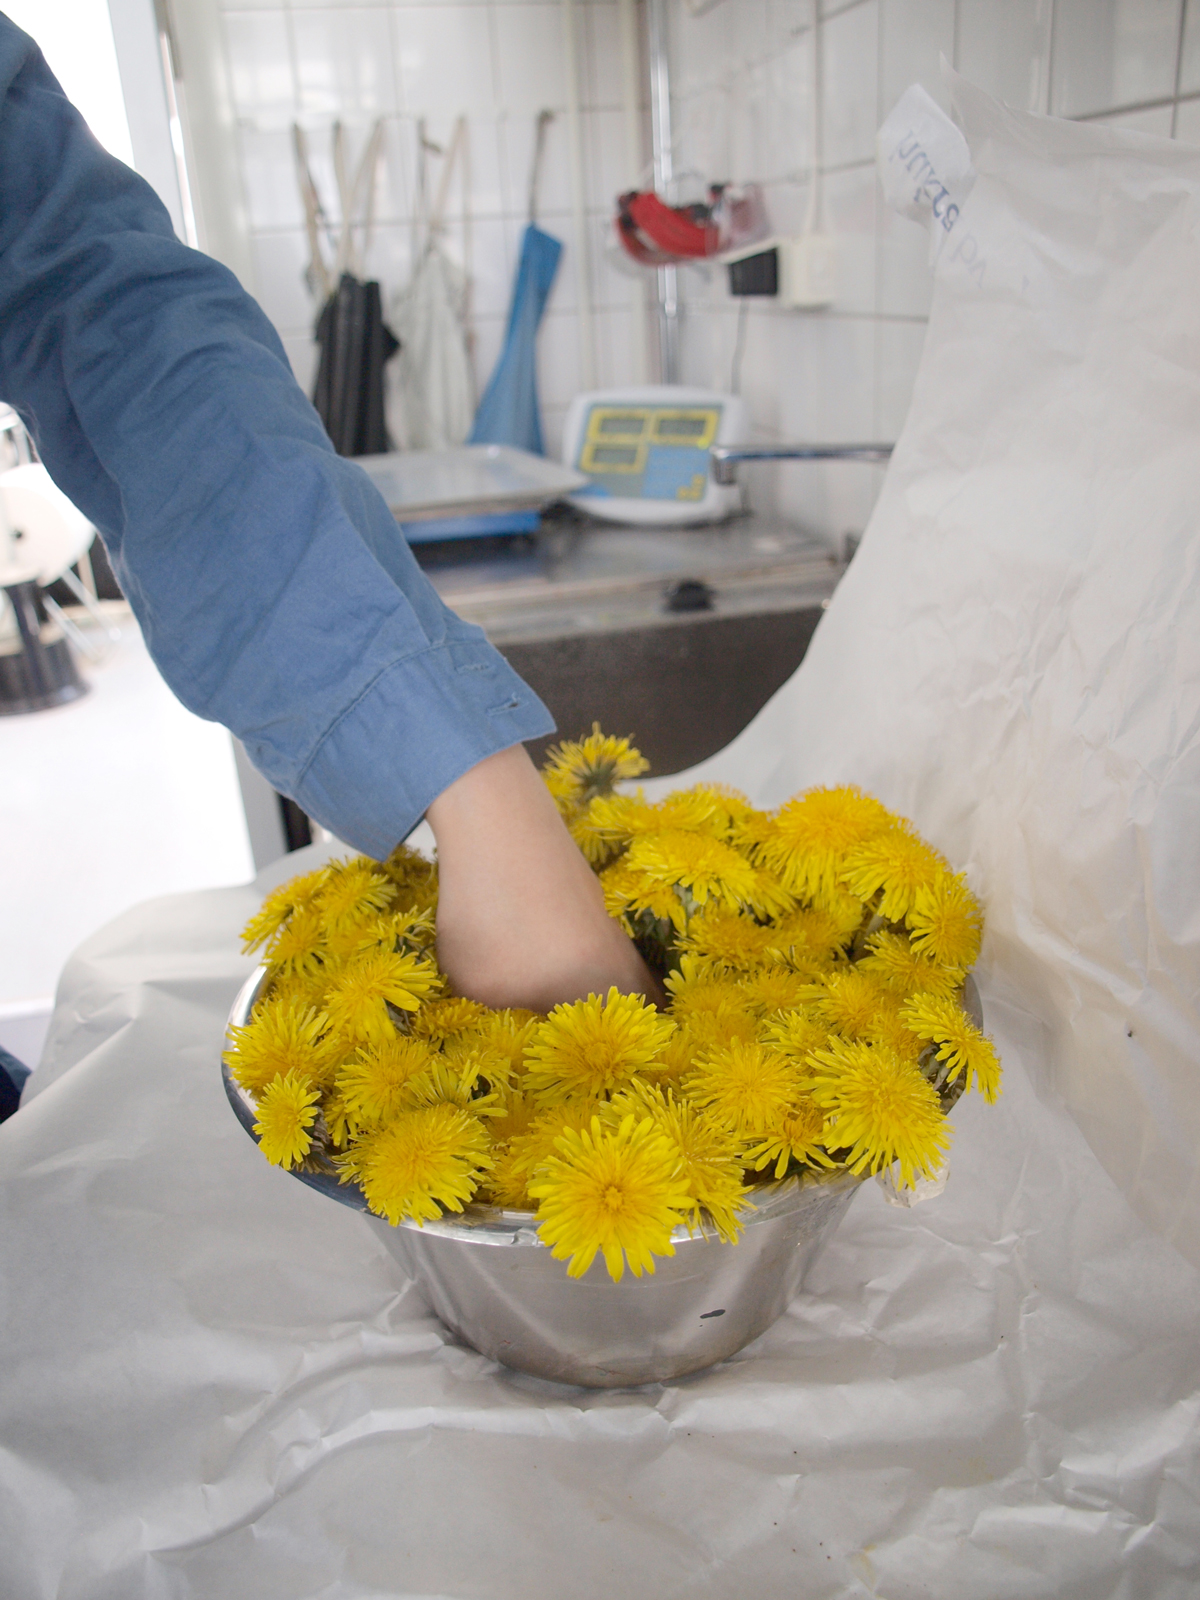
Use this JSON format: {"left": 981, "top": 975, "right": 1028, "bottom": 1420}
{"left": 444, "top": 1010, "right": 539, "bottom": 1092}
{"left": 263, "top": 900, "right": 327, "bottom": 978}
{"left": 757, "top": 786, "right": 894, "bottom": 901}
{"left": 899, "top": 993, "right": 1001, "bottom": 1102}
{"left": 641, "top": 789, "right": 731, "bottom": 837}
{"left": 736, "top": 966, "right": 813, "bottom": 1018}
{"left": 411, "top": 996, "right": 490, "bottom": 1046}
{"left": 743, "top": 1095, "right": 835, "bottom": 1180}
{"left": 865, "top": 1005, "right": 924, "bottom": 1066}
{"left": 585, "top": 787, "right": 746, "bottom": 854}
{"left": 483, "top": 1088, "right": 540, "bottom": 1148}
{"left": 613, "top": 1086, "right": 747, "bottom": 1243}
{"left": 343, "top": 1104, "right": 492, "bottom": 1224}
{"left": 761, "top": 1006, "right": 829, "bottom": 1068}
{"left": 225, "top": 995, "right": 338, "bottom": 1097}
{"left": 741, "top": 869, "right": 799, "bottom": 920}
{"left": 568, "top": 798, "right": 626, "bottom": 867}
{"left": 600, "top": 859, "right": 688, "bottom": 932}
{"left": 481, "top": 1143, "right": 538, "bottom": 1211}
{"left": 468, "top": 1009, "right": 540, "bottom": 1071}
{"left": 657, "top": 1005, "right": 760, "bottom": 1083}
{"left": 859, "top": 930, "right": 963, "bottom": 1000}
{"left": 322, "top": 1091, "right": 353, "bottom": 1148}
{"left": 382, "top": 841, "right": 439, "bottom": 903}
{"left": 253, "top": 1071, "right": 321, "bottom": 1168}
{"left": 334, "top": 1035, "right": 436, "bottom": 1130}
{"left": 261, "top": 969, "right": 332, "bottom": 1014}
{"left": 503, "top": 1099, "right": 604, "bottom": 1193}
{"left": 322, "top": 948, "right": 441, "bottom": 1045}
{"left": 678, "top": 907, "right": 778, "bottom": 974}
{"left": 321, "top": 913, "right": 401, "bottom": 964}
{"left": 541, "top": 725, "right": 650, "bottom": 809}
{"left": 624, "top": 829, "right": 761, "bottom": 912}
{"left": 907, "top": 871, "right": 983, "bottom": 971}
{"left": 805, "top": 968, "right": 895, "bottom": 1042}
{"left": 840, "top": 824, "right": 948, "bottom": 923}
{"left": 314, "top": 858, "right": 397, "bottom": 933}
{"left": 721, "top": 796, "right": 776, "bottom": 857}
{"left": 685, "top": 783, "right": 758, "bottom": 835}
{"left": 581, "top": 790, "right": 656, "bottom": 845}
{"left": 684, "top": 1038, "right": 804, "bottom": 1138}
{"left": 770, "top": 904, "right": 861, "bottom": 965}
{"left": 239, "top": 865, "right": 330, "bottom": 954}
{"left": 403, "top": 1055, "right": 504, "bottom": 1121}
{"left": 528, "top": 1113, "right": 691, "bottom": 1281}
{"left": 665, "top": 955, "right": 748, "bottom": 1016}
{"left": 808, "top": 1037, "right": 950, "bottom": 1188}
{"left": 523, "top": 988, "right": 675, "bottom": 1103}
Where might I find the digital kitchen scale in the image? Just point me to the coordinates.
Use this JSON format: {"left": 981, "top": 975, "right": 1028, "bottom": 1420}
{"left": 561, "top": 386, "right": 748, "bottom": 525}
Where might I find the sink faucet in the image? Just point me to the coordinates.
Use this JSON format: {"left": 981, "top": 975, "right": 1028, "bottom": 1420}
{"left": 710, "top": 442, "right": 894, "bottom": 486}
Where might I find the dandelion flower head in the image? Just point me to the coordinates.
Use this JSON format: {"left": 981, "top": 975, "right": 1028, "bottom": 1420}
{"left": 253, "top": 1071, "right": 321, "bottom": 1169}
{"left": 809, "top": 1037, "right": 950, "bottom": 1188}
{"left": 226, "top": 995, "right": 337, "bottom": 1098}
{"left": 685, "top": 1038, "right": 804, "bottom": 1138}
{"left": 907, "top": 871, "right": 983, "bottom": 971}
{"left": 528, "top": 1113, "right": 691, "bottom": 1281}
{"left": 542, "top": 724, "right": 649, "bottom": 810}
{"left": 743, "top": 1095, "right": 833, "bottom": 1181}
{"left": 334, "top": 1035, "right": 435, "bottom": 1131}
{"left": 900, "top": 993, "right": 1001, "bottom": 1101}
{"left": 322, "top": 948, "right": 440, "bottom": 1044}
{"left": 524, "top": 989, "right": 675, "bottom": 1103}
{"left": 840, "top": 824, "right": 949, "bottom": 923}
{"left": 344, "top": 1104, "right": 492, "bottom": 1224}
{"left": 757, "top": 786, "right": 893, "bottom": 901}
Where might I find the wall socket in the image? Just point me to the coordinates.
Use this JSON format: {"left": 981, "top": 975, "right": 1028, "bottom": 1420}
{"left": 779, "top": 233, "right": 838, "bottom": 308}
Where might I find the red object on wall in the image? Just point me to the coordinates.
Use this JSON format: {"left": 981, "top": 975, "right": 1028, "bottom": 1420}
{"left": 615, "top": 190, "right": 721, "bottom": 266}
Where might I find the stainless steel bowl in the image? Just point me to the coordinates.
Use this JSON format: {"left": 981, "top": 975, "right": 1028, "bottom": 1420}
{"left": 223, "top": 967, "right": 866, "bottom": 1387}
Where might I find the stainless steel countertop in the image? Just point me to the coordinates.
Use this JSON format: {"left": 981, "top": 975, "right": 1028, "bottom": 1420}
{"left": 417, "top": 513, "right": 843, "bottom": 645}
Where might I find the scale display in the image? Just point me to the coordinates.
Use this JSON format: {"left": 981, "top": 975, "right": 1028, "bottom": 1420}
{"left": 574, "top": 404, "right": 721, "bottom": 504}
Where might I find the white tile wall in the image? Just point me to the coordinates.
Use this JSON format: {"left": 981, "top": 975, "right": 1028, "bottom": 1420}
{"left": 1051, "top": 0, "right": 1182, "bottom": 120}
{"left": 213, "top": 0, "right": 641, "bottom": 436}
{"left": 214, "top": 0, "right": 1200, "bottom": 543}
{"left": 666, "top": 0, "right": 1200, "bottom": 544}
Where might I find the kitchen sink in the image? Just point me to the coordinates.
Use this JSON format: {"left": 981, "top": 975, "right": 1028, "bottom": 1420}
{"left": 416, "top": 511, "right": 843, "bottom": 777}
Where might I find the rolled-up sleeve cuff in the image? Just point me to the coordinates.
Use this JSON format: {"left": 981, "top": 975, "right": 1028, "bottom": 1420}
{"left": 286, "top": 632, "right": 554, "bottom": 859}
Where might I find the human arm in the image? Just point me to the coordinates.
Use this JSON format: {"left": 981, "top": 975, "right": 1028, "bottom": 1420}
{"left": 0, "top": 20, "right": 657, "bottom": 1006}
{"left": 427, "top": 745, "right": 660, "bottom": 1010}
{"left": 0, "top": 19, "right": 552, "bottom": 859}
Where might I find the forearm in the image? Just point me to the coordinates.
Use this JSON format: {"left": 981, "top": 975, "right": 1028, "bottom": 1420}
{"left": 427, "top": 746, "right": 660, "bottom": 1011}
{"left": 0, "top": 20, "right": 552, "bottom": 855}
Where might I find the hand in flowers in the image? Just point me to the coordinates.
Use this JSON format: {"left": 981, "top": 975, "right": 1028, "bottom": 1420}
{"left": 425, "top": 745, "right": 663, "bottom": 1012}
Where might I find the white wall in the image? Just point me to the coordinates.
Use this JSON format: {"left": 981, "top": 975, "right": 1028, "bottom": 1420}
{"left": 213, "top": 0, "right": 651, "bottom": 456}
{"left": 667, "top": 0, "right": 1200, "bottom": 545}
{"left": 206, "top": 0, "right": 1200, "bottom": 511}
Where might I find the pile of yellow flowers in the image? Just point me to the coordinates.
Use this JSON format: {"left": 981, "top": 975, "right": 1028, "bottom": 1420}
{"left": 225, "top": 729, "right": 999, "bottom": 1283}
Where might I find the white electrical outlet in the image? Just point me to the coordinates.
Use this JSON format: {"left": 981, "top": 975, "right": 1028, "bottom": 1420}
{"left": 780, "top": 233, "right": 838, "bottom": 308}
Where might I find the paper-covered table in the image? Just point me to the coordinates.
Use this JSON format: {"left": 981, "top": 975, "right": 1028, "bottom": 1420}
{"left": 1, "top": 856, "right": 1197, "bottom": 1597}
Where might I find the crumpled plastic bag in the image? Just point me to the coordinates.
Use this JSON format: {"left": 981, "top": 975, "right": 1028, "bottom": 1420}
{"left": 667, "top": 69, "right": 1200, "bottom": 1273}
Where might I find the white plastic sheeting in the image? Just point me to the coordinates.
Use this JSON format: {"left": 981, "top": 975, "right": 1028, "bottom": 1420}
{"left": 674, "top": 71, "right": 1200, "bottom": 1272}
{"left": 2, "top": 78, "right": 1200, "bottom": 1596}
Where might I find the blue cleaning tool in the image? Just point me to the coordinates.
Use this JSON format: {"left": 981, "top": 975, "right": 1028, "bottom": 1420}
{"left": 469, "top": 112, "right": 563, "bottom": 455}
{"left": 468, "top": 222, "right": 562, "bottom": 455}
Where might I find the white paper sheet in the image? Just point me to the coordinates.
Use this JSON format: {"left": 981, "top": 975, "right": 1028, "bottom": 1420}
{"left": 3, "top": 78, "right": 1200, "bottom": 1596}
{"left": 662, "top": 71, "right": 1200, "bottom": 1273}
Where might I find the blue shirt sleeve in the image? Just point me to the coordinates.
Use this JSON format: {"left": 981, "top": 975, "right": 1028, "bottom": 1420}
{"left": 0, "top": 19, "right": 554, "bottom": 859}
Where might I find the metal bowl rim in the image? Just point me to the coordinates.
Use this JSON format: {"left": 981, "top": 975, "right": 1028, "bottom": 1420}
{"left": 222, "top": 964, "right": 867, "bottom": 1246}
